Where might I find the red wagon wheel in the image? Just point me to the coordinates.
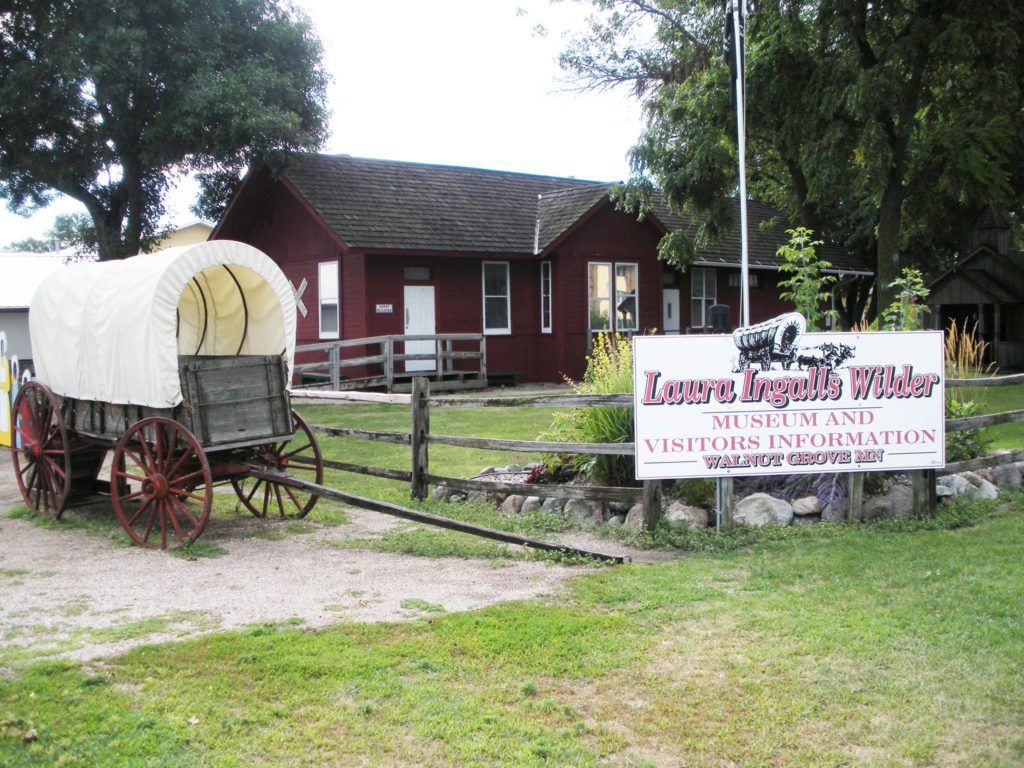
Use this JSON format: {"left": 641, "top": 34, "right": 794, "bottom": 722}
{"left": 231, "top": 410, "right": 323, "bottom": 518}
{"left": 11, "top": 381, "right": 72, "bottom": 517}
{"left": 111, "top": 417, "right": 213, "bottom": 549}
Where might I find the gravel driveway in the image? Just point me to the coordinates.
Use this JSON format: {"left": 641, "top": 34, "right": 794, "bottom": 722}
{"left": 0, "top": 447, "right": 616, "bottom": 665}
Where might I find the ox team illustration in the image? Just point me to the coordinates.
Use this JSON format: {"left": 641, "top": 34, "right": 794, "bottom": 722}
{"left": 632, "top": 313, "right": 946, "bottom": 480}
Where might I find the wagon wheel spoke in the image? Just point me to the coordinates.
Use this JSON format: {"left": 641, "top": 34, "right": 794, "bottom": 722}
{"left": 244, "top": 478, "right": 265, "bottom": 506}
{"left": 230, "top": 411, "right": 323, "bottom": 519}
{"left": 169, "top": 496, "right": 200, "bottom": 529}
{"left": 112, "top": 417, "right": 212, "bottom": 550}
{"left": 165, "top": 500, "right": 187, "bottom": 545}
{"left": 283, "top": 484, "right": 307, "bottom": 516}
{"left": 127, "top": 497, "right": 154, "bottom": 527}
{"left": 261, "top": 482, "right": 271, "bottom": 518}
{"left": 141, "top": 503, "right": 159, "bottom": 545}
{"left": 281, "top": 442, "right": 312, "bottom": 460}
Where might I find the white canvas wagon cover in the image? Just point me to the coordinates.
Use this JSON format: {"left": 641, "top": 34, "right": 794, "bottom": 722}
{"left": 30, "top": 240, "right": 296, "bottom": 408}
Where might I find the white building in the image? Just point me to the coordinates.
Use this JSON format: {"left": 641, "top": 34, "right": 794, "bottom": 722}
{"left": 0, "top": 252, "right": 68, "bottom": 363}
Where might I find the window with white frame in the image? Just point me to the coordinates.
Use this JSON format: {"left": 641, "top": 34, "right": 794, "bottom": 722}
{"left": 615, "top": 263, "right": 638, "bottom": 332}
{"left": 588, "top": 262, "right": 612, "bottom": 331}
{"left": 318, "top": 260, "right": 340, "bottom": 339}
{"left": 589, "top": 261, "right": 638, "bottom": 332}
{"left": 540, "top": 261, "right": 552, "bottom": 333}
{"left": 482, "top": 261, "right": 511, "bottom": 334}
{"left": 690, "top": 267, "right": 716, "bottom": 328}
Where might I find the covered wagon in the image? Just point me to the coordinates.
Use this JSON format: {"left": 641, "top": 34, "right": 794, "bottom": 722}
{"left": 11, "top": 240, "right": 323, "bottom": 548}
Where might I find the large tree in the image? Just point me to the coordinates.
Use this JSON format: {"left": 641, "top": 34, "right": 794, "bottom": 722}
{"left": 0, "top": 0, "right": 329, "bottom": 260}
{"left": 561, "top": 0, "right": 1024, "bottom": 319}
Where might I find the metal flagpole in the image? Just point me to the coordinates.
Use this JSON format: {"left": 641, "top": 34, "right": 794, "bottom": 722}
{"left": 731, "top": 0, "right": 750, "bottom": 327}
{"left": 717, "top": 1, "right": 751, "bottom": 531}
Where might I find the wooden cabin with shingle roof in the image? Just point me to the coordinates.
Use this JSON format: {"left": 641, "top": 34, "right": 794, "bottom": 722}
{"left": 212, "top": 154, "right": 869, "bottom": 383}
{"left": 927, "top": 205, "right": 1024, "bottom": 369}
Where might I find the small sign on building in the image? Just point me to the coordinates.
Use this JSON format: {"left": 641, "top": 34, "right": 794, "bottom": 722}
{"left": 632, "top": 313, "right": 945, "bottom": 480}
{"left": 375, "top": 303, "right": 394, "bottom": 314}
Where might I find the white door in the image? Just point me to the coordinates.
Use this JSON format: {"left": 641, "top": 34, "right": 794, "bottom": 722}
{"left": 403, "top": 285, "right": 436, "bottom": 372}
{"left": 662, "top": 289, "right": 681, "bottom": 334}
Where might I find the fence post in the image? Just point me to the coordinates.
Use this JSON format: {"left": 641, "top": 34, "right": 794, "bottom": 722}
{"left": 329, "top": 345, "right": 340, "bottom": 390}
{"left": 847, "top": 473, "right": 864, "bottom": 521}
{"left": 384, "top": 338, "right": 394, "bottom": 393}
{"left": 411, "top": 376, "right": 430, "bottom": 500}
{"left": 642, "top": 480, "right": 661, "bottom": 531}
{"left": 912, "top": 469, "right": 937, "bottom": 517}
{"left": 479, "top": 335, "right": 487, "bottom": 384}
{"left": 717, "top": 477, "right": 734, "bottom": 530}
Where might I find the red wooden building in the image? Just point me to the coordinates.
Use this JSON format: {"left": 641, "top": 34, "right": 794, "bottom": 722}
{"left": 212, "top": 154, "right": 869, "bottom": 383}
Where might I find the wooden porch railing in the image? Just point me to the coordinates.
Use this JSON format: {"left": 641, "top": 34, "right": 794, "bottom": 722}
{"left": 294, "top": 334, "right": 486, "bottom": 393}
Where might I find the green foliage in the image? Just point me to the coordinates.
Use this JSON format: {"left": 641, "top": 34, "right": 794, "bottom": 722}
{"left": 562, "top": 1, "right": 1024, "bottom": 316}
{"left": 0, "top": 0, "right": 328, "bottom": 259}
{"left": 776, "top": 227, "right": 837, "bottom": 330}
{"left": 5, "top": 213, "right": 96, "bottom": 256}
{"left": 881, "top": 268, "right": 930, "bottom": 331}
{"left": 946, "top": 399, "right": 989, "bottom": 462}
{"left": 673, "top": 478, "right": 715, "bottom": 509}
{"left": 544, "top": 333, "right": 635, "bottom": 486}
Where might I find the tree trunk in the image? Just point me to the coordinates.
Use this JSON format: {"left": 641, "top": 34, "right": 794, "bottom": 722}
{"left": 875, "top": 184, "right": 905, "bottom": 316}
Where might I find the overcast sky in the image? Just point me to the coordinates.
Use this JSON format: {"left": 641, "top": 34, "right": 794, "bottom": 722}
{"left": 0, "top": 0, "right": 645, "bottom": 245}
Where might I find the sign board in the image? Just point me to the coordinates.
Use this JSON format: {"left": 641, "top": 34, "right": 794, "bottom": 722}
{"left": 632, "top": 318, "right": 945, "bottom": 480}
{"left": 375, "top": 303, "right": 394, "bottom": 314}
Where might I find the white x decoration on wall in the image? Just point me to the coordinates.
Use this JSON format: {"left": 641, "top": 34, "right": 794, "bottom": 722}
{"left": 290, "top": 277, "right": 309, "bottom": 318}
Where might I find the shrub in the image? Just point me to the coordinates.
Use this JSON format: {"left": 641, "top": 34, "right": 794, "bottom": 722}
{"left": 946, "top": 399, "right": 989, "bottom": 462}
{"left": 544, "top": 333, "right": 635, "bottom": 486}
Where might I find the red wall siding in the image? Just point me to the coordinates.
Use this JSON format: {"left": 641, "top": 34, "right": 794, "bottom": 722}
{"left": 549, "top": 204, "right": 664, "bottom": 381}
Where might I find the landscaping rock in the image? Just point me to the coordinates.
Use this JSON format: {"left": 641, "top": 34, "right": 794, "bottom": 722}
{"left": 467, "top": 491, "right": 486, "bottom": 503}
{"left": 624, "top": 503, "right": 646, "bottom": 529}
{"left": 565, "top": 499, "right": 603, "bottom": 526}
{"left": 608, "top": 501, "right": 632, "bottom": 516}
{"left": 606, "top": 515, "right": 625, "bottom": 527}
{"left": 941, "top": 474, "right": 972, "bottom": 498}
{"left": 791, "top": 496, "right": 822, "bottom": 516}
{"left": 501, "top": 494, "right": 525, "bottom": 515}
{"left": 520, "top": 496, "right": 543, "bottom": 514}
{"left": 663, "top": 501, "right": 709, "bottom": 530}
{"left": 861, "top": 484, "right": 914, "bottom": 519}
{"left": 991, "top": 463, "right": 1022, "bottom": 491}
{"left": 822, "top": 502, "right": 846, "bottom": 523}
{"left": 960, "top": 472, "right": 999, "bottom": 501}
{"left": 733, "top": 493, "right": 793, "bottom": 527}
{"left": 540, "top": 496, "right": 564, "bottom": 513}
{"left": 935, "top": 484, "right": 955, "bottom": 502}
{"left": 449, "top": 494, "right": 466, "bottom": 503}
{"left": 431, "top": 485, "right": 450, "bottom": 501}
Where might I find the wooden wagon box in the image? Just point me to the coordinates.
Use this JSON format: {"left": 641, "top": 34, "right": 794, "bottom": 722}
{"left": 65, "top": 355, "right": 293, "bottom": 450}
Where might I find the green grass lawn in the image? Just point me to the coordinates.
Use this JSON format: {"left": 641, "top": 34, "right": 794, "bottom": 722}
{"left": 2, "top": 495, "right": 1022, "bottom": 766}
{"left": 952, "top": 381, "right": 1024, "bottom": 450}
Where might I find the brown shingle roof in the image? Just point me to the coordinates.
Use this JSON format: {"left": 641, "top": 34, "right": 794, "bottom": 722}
{"left": 280, "top": 154, "right": 870, "bottom": 273}
{"left": 284, "top": 154, "right": 598, "bottom": 253}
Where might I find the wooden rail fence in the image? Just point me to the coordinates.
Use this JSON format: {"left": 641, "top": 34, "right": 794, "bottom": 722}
{"left": 293, "top": 370, "right": 1024, "bottom": 530}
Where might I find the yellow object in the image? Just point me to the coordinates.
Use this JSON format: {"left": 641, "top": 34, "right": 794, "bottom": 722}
{"left": 0, "top": 332, "right": 11, "bottom": 447}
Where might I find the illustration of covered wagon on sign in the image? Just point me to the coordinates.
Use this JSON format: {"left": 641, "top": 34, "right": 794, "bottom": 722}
{"left": 10, "top": 241, "right": 324, "bottom": 549}
{"left": 732, "top": 312, "right": 807, "bottom": 371}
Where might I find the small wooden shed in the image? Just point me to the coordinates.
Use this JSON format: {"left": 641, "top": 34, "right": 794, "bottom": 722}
{"left": 927, "top": 205, "right": 1024, "bottom": 369}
